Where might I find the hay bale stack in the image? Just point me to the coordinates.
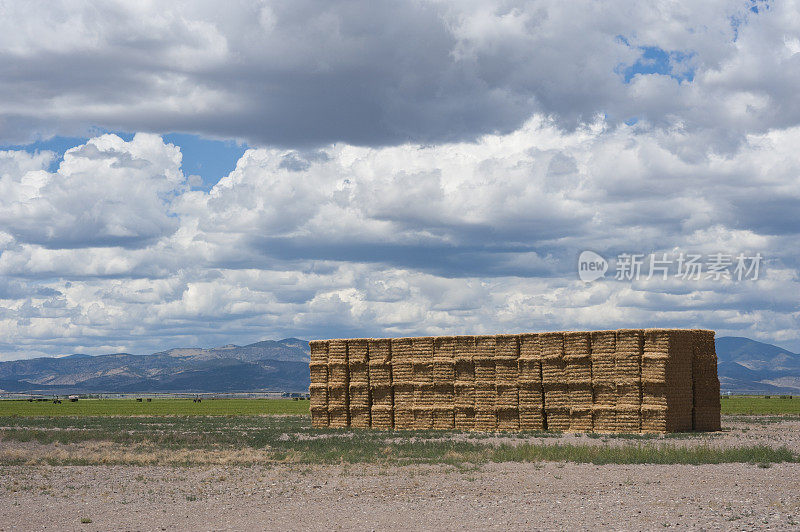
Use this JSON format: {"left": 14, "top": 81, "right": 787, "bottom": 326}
{"left": 346, "top": 339, "right": 370, "bottom": 428}
{"left": 541, "top": 332, "right": 569, "bottom": 431}
{"left": 474, "top": 335, "right": 497, "bottom": 431}
{"left": 614, "top": 329, "right": 643, "bottom": 433}
{"left": 564, "top": 331, "right": 593, "bottom": 432}
{"left": 411, "top": 337, "right": 435, "bottom": 429}
{"left": 433, "top": 336, "right": 456, "bottom": 429}
{"left": 391, "top": 338, "right": 414, "bottom": 429}
{"left": 589, "top": 331, "right": 616, "bottom": 432}
{"left": 326, "top": 339, "right": 349, "bottom": 428}
{"left": 518, "top": 333, "right": 544, "bottom": 430}
{"left": 495, "top": 334, "right": 520, "bottom": 431}
{"left": 309, "top": 340, "right": 330, "bottom": 428}
{"left": 692, "top": 329, "right": 721, "bottom": 431}
{"left": 641, "top": 329, "right": 693, "bottom": 433}
{"left": 311, "top": 328, "right": 720, "bottom": 434}
{"left": 368, "top": 338, "right": 393, "bottom": 429}
{"left": 453, "top": 336, "right": 476, "bottom": 430}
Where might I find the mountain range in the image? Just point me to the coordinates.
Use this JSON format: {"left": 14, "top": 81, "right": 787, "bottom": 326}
{"left": 0, "top": 339, "right": 311, "bottom": 394}
{"left": 0, "top": 336, "right": 798, "bottom": 395}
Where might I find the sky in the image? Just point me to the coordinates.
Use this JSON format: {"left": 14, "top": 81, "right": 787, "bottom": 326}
{"left": 0, "top": 0, "right": 799, "bottom": 360}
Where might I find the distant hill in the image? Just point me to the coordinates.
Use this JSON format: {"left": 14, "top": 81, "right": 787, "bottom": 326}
{"left": 0, "top": 339, "right": 311, "bottom": 394}
{"left": 715, "top": 337, "right": 800, "bottom": 394}
{"left": 0, "top": 335, "right": 797, "bottom": 395}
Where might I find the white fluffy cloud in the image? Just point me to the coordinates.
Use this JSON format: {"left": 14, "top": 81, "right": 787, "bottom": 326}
{"left": 1, "top": 1, "right": 799, "bottom": 360}
{"left": 0, "top": 118, "right": 798, "bottom": 360}
{"left": 0, "top": 134, "right": 186, "bottom": 249}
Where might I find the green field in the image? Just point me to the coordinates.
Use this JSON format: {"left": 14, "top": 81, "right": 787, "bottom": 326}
{"left": 0, "top": 396, "right": 798, "bottom": 466}
{"left": 721, "top": 395, "right": 800, "bottom": 415}
{"left": 0, "top": 398, "right": 310, "bottom": 417}
{"left": 1, "top": 394, "right": 798, "bottom": 417}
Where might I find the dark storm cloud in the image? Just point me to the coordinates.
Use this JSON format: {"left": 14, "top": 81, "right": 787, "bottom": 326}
{"left": 3, "top": 1, "right": 798, "bottom": 148}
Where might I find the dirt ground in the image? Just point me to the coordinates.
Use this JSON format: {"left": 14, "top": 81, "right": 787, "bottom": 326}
{"left": 1, "top": 416, "right": 799, "bottom": 531}
{"left": 1, "top": 462, "right": 798, "bottom": 530}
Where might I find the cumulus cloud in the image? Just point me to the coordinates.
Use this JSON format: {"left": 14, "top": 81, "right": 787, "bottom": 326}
{"left": 2, "top": 1, "right": 800, "bottom": 147}
{"left": 1, "top": 1, "right": 799, "bottom": 360}
{"left": 0, "top": 134, "right": 186, "bottom": 249}
{"left": 1, "top": 116, "right": 799, "bottom": 360}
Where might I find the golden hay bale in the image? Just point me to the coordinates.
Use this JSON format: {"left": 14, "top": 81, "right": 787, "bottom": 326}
{"left": 518, "top": 408, "right": 544, "bottom": 431}
{"left": 370, "top": 385, "right": 393, "bottom": 407}
{"left": 328, "top": 339, "right": 348, "bottom": 364}
{"left": 348, "top": 383, "right": 370, "bottom": 409}
{"left": 475, "top": 410, "right": 497, "bottom": 431}
{"left": 454, "top": 407, "right": 475, "bottom": 430}
{"left": 568, "top": 407, "right": 593, "bottom": 432}
{"left": 327, "top": 385, "right": 348, "bottom": 408}
{"left": 496, "top": 384, "right": 518, "bottom": 409}
{"left": 309, "top": 340, "right": 329, "bottom": 364}
{"left": 393, "top": 383, "right": 414, "bottom": 409}
{"left": 309, "top": 384, "right": 328, "bottom": 408}
{"left": 328, "top": 406, "right": 349, "bottom": 428}
{"left": 412, "top": 408, "right": 434, "bottom": 430}
{"left": 368, "top": 363, "right": 392, "bottom": 386}
{"left": 591, "top": 404, "right": 615, "bottom": 432}
{"left": 432, "top": 407, "right": 455, "bottom": 430}
{"left": 347, "top": 338, "right": 369, "bottom": 364}
{"left": 368, "top": 338, "right": 391, "bottom": 364}
{"left": 370, "top": 405, "right": 393, "bottom": 429}
{"left": 394, "top": 409, "right": 414, "bottom": 430}
{"left": 497, "top": 408, "right": 519, "bottom": 431}
{"left": 545, "top": 407, "right": 570, "bottom": 431}
{"left": 328, "top": 362, "right": 349, "bottom": 384}
{"left": 310, "top": 362, "right": 328, "bottom": 384}
{"left": 348, "top": 361, "right": 369, "bottom": 384}
{"left": 454, "top": 383, "right": 476, "bottom": 408}
{"left": 310, "top": 406, "right": 329, "bottom": 428}
{"left": 350, "top": 407, "right": 371, "bottom": 428}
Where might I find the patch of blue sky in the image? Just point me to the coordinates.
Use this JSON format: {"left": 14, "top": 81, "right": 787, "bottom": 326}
{"left": 731, "top": 0, "right": 769, "bottom": 41}
{"left": 162, "top": 133, "right": 247, "bottom": 191}
{"left": 619, "top": 46, "right": 695, "bottom": 84}
{"left": 0, "top": 131, "right": 247, "bottom": 191}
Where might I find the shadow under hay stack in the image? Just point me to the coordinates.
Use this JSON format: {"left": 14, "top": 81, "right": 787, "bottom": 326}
{"left": 308, "top": 328, "right": 721, "bottom": 433}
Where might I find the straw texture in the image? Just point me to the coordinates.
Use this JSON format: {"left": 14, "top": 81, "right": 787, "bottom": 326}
{"left": 614, "top": 329, "right": 642, "bottom": 433}
{"left": 692, "top": 329, "right": 721, "bottom": 431}
{"left": 310, "top": 328, "right": 719, "bottom": 433}
{"left": 309, "top": 340, "right": 330, "bottom": 428}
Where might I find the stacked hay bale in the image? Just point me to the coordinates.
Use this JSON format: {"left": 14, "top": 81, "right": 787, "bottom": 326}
{"left": 518, "top": 333, "right": 545, "bottom": 430}
{"left": 327, "top": 339, "right": 350, "bottom": 428}
{"left": 390, "top": 338, "right": 415, "bottom": 429}
{"left": 589, "top": 331, "right": 616, "bottom": 432}
{"left": 564, "top": 331, "right": 593, "bottom": 432}
{"left": 541, "top": 332, "right": 570, "bottom": 431}
{"left": 614, "top": 330, "right": 643, "bottom": 432}
{"left": 346, "top": 339, "right": 370, "bottom": 428}
{"left": 308, "top": 328, "right": 720, "bottom": 434}
{"left": 641, "top": 329, "right": 693, "bottom": 433}
{"left": 495, "top": 334, "right": 520, "bottom": 430}
{"left": 412, "top": 337, "right": 435, "bottom": 429}
{"left": 433, "top": 336, "right": 456, "bottom": 429}
{"left": 692, "top": 329, "right": 721, "bottom": 431}
{"left": 309, "top": 340, "right": 329, "bottom": 428}
{"left": 474, "top": 335, "right": 498, "bottom": 431}
{"left": 368, "top": 338, "right": 393, "bottom": 429}
{"left": 453, "top": 336, "right": 477, "bottom": 430}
